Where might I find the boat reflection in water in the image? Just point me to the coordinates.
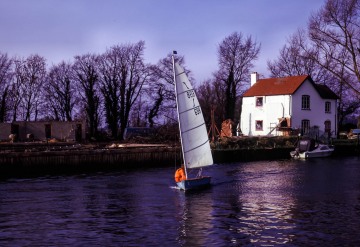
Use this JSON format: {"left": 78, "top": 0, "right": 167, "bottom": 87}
{"left": 175, "top": 189, "right": 214, "bottom": 246}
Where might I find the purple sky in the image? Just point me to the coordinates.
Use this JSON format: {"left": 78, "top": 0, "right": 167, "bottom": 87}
{"left": 0, "top": 0, "right": 325, "bottom": 83}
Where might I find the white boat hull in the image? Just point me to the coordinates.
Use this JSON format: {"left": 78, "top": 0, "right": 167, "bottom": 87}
{"left": 290, "top": 144, "right": 334, "bottom": 159}
{"left": 176, "top": 176, "right": 211, "bottom": 191}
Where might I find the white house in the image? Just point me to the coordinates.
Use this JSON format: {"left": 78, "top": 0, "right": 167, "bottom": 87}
{"left": 240, "top": 73, "right": 339, "bottom": 138}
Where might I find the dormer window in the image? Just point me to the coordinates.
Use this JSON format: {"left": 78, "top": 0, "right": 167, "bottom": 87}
{"left": 256, "top": 97, "right": 263, "bottom": 107}
{"left": 302, "top": 95, "right": 310, "bottom": 110}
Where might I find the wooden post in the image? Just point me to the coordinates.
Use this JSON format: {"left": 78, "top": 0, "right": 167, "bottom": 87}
{"left": 208, "top": 106, "right": 220, "bottom": 142}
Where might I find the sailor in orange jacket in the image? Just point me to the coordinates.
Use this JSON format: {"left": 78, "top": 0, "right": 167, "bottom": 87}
{"left": 174, "top": 165, "right": 186, "bottom": 182}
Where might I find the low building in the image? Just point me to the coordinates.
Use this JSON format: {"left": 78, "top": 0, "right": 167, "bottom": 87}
{"left": 240, "top": 73, "right": 339, "bottom": 138}
{"left": 0, "top": 120, "right": 86, "bottom": 142}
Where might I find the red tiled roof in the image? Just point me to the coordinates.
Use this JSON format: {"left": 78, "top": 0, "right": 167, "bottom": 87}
{"left": 243, "top": 75, "right": 309, "bottom": 97}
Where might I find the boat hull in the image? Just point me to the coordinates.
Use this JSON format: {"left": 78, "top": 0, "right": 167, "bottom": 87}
{"left": 176, "top": 176, "right": 211, "bottom": 191}
{"left": 290, "top": 145, "right": 334, "bottom": 159}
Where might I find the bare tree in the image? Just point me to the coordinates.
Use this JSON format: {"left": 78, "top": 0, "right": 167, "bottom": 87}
{"left": 146, "top": 53, "right": 188, "bottom": 127}
{"left": 216, "top": 32, "right": 261, "bottom": 120}
{"left": 308, "top": 0, "right": 360, "bottom": 95}
{"left": 73, "top": 54, "right": 101, "bottom": 139}
{"left": 267, "top": 30, "right": 333, "bottom": 83}
{"left": 307, "top": 0, "right": 360, "bottom": 128}
{"left": 13, "top": 55, "right": 47, "bottom": 121}
{"left": 197, "top": 78, "right": 226, "bottom": 132}
{"left": 0, "top": 52, "right": 13, "bottom": 122}
{"left": 97, "top": 46, "right": 123, "bottom": 138}
{"left": 147, "top": 83, "right": 163, "bottom": 128}
{"left": 9, "top": 65, "right": 21, "bottom": 122}
{"left": 46, "top": 61, "right": 78, "bottom": 121}
{"left": 97, "top": 42, "right": 150, "bottom": 139}
{"left": 118, "top": 41, "right": 150, "bottom": 140}
{"left": 129, "top": 94, "right": 148, "bottom": 127}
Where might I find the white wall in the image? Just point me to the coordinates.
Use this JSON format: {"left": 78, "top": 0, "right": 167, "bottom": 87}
{"left": 241, "top": 95, "right": 291, "bottom": 136}
{"left": 291, "top": 80, "right": 337, "bottom": 137}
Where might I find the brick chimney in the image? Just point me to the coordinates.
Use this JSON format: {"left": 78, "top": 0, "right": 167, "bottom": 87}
{"left": 251, "top": 72, "right": 259, "bottom": 87}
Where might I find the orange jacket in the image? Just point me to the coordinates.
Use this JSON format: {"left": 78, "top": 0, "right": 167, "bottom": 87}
{"left": 174, "top": 167, "right": 186, "bottom": 182}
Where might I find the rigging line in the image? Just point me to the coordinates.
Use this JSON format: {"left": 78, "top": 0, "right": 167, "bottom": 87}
{"left": 184, "top": 139, "right": 210, "bottom": 154}
{"left": 181, "top": 122, "right": 205, "bottom": 134}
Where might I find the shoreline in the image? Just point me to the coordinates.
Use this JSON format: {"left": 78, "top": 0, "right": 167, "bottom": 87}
{"left": 0, "top": 141, "right": 359, "bottom": 178}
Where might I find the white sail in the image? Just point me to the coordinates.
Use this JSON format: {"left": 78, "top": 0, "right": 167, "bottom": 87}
{"left": 174, "top": 62, "right": 213, "bottom": 169}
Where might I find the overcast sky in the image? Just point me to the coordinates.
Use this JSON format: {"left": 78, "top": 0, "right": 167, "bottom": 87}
{"left": 0, "top": 0, "right": 325, "bottom": 83}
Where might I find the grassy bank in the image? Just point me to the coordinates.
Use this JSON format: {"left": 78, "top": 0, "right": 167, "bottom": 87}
{"left": 212, "top": 136, "right": 298, "bottom": 150}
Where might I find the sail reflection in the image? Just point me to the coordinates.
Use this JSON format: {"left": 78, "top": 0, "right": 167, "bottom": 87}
{"left": 175, "top": 189, "right": 214, "bottom": 246}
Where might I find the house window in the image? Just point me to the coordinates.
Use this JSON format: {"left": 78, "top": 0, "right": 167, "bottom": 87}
{"left": 302, "top": 95, "right": 310, "bottom": 110}
{"left": 324, "top": 120, "right": 331, "bottom": 135}
{"left": 256, "top": 97, "right": 263, "bottom": 107}
{"left": 325, "top": 101, "right": 331, "bottom": 113}
{"left": 301, "top": 119, "right": 310, "bottom": 135}
{"left": 255, "top": 120, "right": 263, "bottom": 131}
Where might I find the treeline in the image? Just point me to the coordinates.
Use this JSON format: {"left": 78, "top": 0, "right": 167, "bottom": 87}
{"left": 0, "top": 41, "right": 185, "bottom": 140}
{"left": 0, "top": 32, "right": 261, "bottom": 141}
{"left": 1, "top": 0, "right": 359, "bottom": 140}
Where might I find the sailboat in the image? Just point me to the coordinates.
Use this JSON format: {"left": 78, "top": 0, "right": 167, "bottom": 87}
{"left": 172, "top": 52, "right": 214, "bottom": 191}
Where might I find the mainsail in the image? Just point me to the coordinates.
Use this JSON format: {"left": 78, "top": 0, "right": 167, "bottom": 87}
{"left": 174, "top": 62, "right": 213, "bottom": 169}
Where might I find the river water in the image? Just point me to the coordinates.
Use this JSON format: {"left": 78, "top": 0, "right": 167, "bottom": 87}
{"left": 0, "top": 156, "right": 359, "bottom": 246}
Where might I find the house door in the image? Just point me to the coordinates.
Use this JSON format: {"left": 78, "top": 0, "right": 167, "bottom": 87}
{"left": 45, "top": 124, "right": 51, "bottom": 139}
{"left": 301, "top": 119, "right": 310, "bottom": 135}
{"left": 324, "top": 120, "right": 331, "bottom": 137}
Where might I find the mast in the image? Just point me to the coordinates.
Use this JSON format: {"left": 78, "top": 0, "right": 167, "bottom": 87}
{"left": 172, "top": 51, "right": 188, "bottom": 179}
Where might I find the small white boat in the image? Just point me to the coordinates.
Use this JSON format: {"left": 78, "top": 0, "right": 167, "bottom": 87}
{"left": 172, "top": 52, "right": 213, "bottom": 191}
{"left": 290, "top": 137, "right": 334, "bottom": 159}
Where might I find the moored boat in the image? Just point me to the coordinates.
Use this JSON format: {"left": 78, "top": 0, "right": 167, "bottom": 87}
{"left": 290, "top": 137, "right": 334, "bottom": 159}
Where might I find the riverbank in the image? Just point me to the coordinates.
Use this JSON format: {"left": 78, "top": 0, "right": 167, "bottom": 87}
{"left": 212, "top": 136, "right": 360, "bottom": 161}
{"left": 0, "top": 137, "right": 359, "bottom": 178}
{"left": 0, "top": 143, "right": 180, "bottom": 178}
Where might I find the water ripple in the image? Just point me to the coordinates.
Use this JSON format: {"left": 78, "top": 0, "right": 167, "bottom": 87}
{"left": 0, "top": 157, "right": 360, "bottom": 246}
